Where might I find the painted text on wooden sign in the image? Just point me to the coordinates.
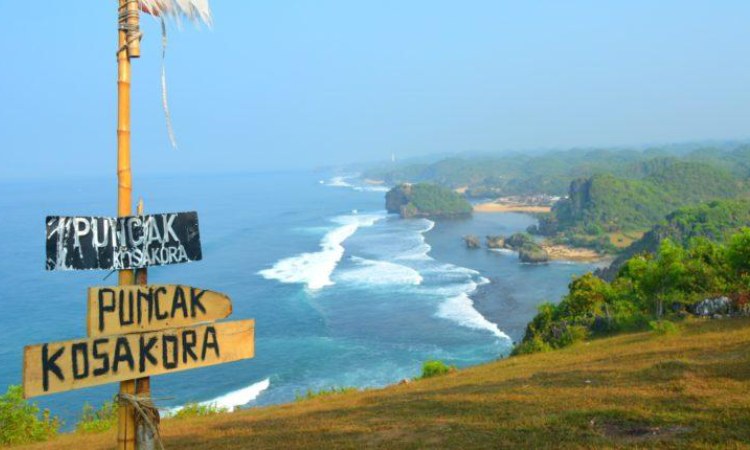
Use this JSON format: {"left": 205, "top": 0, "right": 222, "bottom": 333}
{"left": 23, "top": 320, "right": 254, "bottom": 398}
{"left": 46, "top": 212, "right": 202, "bottom": 271}
{"left": 88, "top": 285, "right": 233, "bottom": 336}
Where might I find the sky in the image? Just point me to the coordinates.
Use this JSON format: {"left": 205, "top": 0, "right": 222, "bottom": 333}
{"left": 1, "top": 1, "right": 749, "bottom": 179}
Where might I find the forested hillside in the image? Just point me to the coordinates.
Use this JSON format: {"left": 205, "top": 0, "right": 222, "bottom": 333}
{"left": 597, "top": 199, "right": 750, "bottom": 279}
{"left": 367, "top": 145, "right": 750, "bottom": 253}
{"left": 364, "top": 143, "right": 750, "bottom": 198}
{"left": 544, "top": 160, "right": 739, "bottom": 234}
{"left": 515, "top": 227, "right": 750, "bottom": 355}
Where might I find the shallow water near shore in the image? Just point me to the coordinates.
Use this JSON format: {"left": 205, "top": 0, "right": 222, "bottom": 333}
{"left": 0, "top": 172, "right": 594, "bottom": 428}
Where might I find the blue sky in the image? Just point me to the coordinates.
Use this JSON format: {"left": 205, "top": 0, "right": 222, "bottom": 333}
{"left": 1, "top": 1, "right": 749, "bottom": 179}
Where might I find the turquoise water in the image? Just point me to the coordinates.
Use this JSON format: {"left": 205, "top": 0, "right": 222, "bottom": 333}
{"left": 0, "top": 172, "right": 595, "bottom": 425}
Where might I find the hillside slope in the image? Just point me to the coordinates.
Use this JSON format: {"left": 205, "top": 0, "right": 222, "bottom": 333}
{"left": 551, "top": 161, "right": 739, "bottom": 234}
{"left": 24, "top": 318, "right": 750, "bottom": 449}
{"left": 597, "top": 199, "right": 750, "bottom": 280}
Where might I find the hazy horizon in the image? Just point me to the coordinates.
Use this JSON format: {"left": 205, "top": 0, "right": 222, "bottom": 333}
{"left": 2, "top": 1, "right": 750, "bottom": 180}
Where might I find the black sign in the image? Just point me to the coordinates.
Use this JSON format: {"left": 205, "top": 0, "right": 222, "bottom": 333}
{"left": 46, "top": 212, "right": 202, "bottom": 271}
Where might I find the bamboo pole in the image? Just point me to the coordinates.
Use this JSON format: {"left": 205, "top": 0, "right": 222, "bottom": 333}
{"left": 134, "top": 199, "right": 157, "bottom": 450}
{"left": 117, "top": 1, "right": 139, "bottom": 449}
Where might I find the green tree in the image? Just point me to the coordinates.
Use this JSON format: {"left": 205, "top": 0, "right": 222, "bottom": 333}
{"left": 0, "top": 385, "right": 59, "bottom": 445}
{"left": 632, "top": 240, "right": 686, "bottom": 317}
{"left": 727, "top": 228, "right": 750, "bottom": 277}
{"left": 560, "top": 273, "right": 610, "bottom": 317}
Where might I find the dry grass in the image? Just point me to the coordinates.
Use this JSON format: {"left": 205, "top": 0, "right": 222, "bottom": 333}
{"left": 608, "top": 231, "right": 647, "bottom": 249}
{"left": 19, "top": 318, "right": 750, "bottom": 449}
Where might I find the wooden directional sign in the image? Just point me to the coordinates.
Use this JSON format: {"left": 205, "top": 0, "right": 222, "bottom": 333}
{"left": 23, "top": 320, "right": 254, "bottom": 398}
{"left": 45, "top": 212, "right": 202, "bottom": 271}
{"left": 88, "top": 285, "right": 233, "bottom": 337}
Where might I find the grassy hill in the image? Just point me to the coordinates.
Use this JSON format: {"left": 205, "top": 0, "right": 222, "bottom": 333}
{"left": 23, "top": 318, "right": 750, "bottom": 449}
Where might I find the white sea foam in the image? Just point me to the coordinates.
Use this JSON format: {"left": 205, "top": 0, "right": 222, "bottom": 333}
{"left": 166, "top": 378, "right": 271, "bottom": 416}
{"left": 384, "top": 219, "right": 507, "bottom": 341}
{"left": 437, "top": 291, "right": 510, "bottom": 341}
{"left": 336, "top": 256, "right": 423, "bottom": 286}
{"left": 489, "top": 248, "right": 516, "bottom": 255}
{"left": 258, "top": 213, "right": 384, "bottom": 290}
{"left": 353, "top": 185, "right": 390, "bottom": 193}
{"left": 323, "top": 175, "right": 390, "bottom": 192}
{"left": 394, "top": 219, "right": 434, "bottom": 261}
{"left": 326, "top": 176, "right": 355, "bottom": 188}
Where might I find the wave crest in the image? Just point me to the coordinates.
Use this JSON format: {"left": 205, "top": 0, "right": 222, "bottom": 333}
{"left": 437, "top": 290, "right": 510, "bottom": 341}
{"left": 167, "top": 378, "right": 271, "bottom": 415}
{"left": 258, "top": 213, "right": 384, "bottom": 290}
{"left": 336, "top": 256, "right": 423, "bottom": 286}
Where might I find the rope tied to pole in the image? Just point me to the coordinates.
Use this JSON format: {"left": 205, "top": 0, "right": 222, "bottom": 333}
{"left": 117, "top": 393, "right": 164, "bottom": 450}
{"left": 117, "top": 0, "right": 142, "bottom": 56}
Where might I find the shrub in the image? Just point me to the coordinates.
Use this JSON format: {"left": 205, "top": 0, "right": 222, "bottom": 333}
{"left": 610, "top": 310, "right": 651, "bottom": 333}
{"left": 649, "top": 320, "right": 679, "bottom": 336}
{"left": 76, "top": 398, "right": 118, "bottom": 433}
{"left": 295, "top": 387, "right": 357, "bottom": 402}
{"left": 172, "top": 402, "right": 228, "bottom": 419}
{"left": 419, "top": 360, "right": 456, "bottom": 379}
{"left": 0, "top": 385, "right": 59, "bottom": 445}
{"left": 511, "top": 336, "right": 552, "bottom": 356}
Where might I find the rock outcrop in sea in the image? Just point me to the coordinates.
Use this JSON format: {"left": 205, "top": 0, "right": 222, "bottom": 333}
{"left": 487, "top": 232, "right": 549, "bottom": 263}
{"left": 486, "top": 235, "right": 505, "bottom": 249}
{"left": 519, "top": 245, "right": 549, "bottom": 263}
{"left": 464, "top": 235, "right": 481, "bottom": 249}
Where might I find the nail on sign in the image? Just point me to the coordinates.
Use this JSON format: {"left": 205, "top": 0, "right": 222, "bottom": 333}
{"left": 46, "top": 212, "right": 202, "bottom": 271}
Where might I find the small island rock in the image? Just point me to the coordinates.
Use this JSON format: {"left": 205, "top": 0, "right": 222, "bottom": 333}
{"left": 486, "top": 235, "right": 505, "bottom": 249}
{"left": 386, "top": 183, "right": 473, "bottom": 219}
{"left": 519, "top": 245, "right": 549, "bottom": 263}
{"left": 464, "top": 235, "right": 481, "bottom": 249}
{"left": 488, "top": 232, "right": 549, "bottom": 263}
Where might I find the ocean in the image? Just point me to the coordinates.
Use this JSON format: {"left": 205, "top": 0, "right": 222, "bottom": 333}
{"left": 0, "top": 171, "right": 596, "bottom": 426}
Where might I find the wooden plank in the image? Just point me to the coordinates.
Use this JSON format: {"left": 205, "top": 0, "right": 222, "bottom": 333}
{"left": 23, "top": 320, "right": 254, "bottom": 398}
{"left": 87, "top": 285, "right": 233, "bottom": 337}
{"left": 45, "top": 212, "right": 202, "bottom": 271}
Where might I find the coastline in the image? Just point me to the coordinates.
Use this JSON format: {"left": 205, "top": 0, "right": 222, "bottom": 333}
{"left": 470, "top": 200, "right": 604, "bottom": 263}
{"left": 473, "top": 202, "right": 551, "bottom": 213}
{"left": 540, "top": 243, "right": 605, "bottom": 263}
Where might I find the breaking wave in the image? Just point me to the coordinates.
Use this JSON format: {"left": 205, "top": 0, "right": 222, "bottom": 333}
{"left": 323, "top": 176, "right": 356, "bottom": 188}
{"left": 436, "top": 287, "right": 510, "bottom": 341}
{"left": 322, "top": 175, "right": 390, "bottom": 192}
{"left": 258, "top": 213, "right": 385, "bottom": 290}
{"left": 336, "top": 256, "right": 423, "bottom": 286}
{"left": 167, "top": 378, "right": 271, "bottom": 415}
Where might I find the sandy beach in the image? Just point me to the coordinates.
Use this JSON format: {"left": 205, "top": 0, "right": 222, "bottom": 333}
{"left": 473, "top": 202, "right": 552, "bottom": 213}
{"left": 540, "top": 244, "right": 603, "bottom": 262}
